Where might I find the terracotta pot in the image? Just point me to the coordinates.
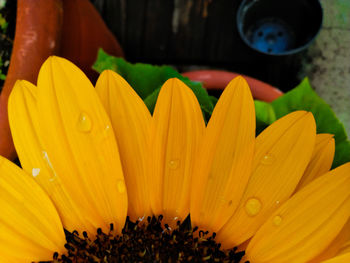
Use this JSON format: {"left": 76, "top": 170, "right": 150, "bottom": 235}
{"left": 0, "top": 0, "right": 63, "bottom": 161}
{"left": 182, "top": 70, "right": 283, "bottom": 102}
{"left": 0, "top": 0, "right": 124, "bottom": 160}
{"left": 60, "top": 0, "right": 124, "bottom": 83}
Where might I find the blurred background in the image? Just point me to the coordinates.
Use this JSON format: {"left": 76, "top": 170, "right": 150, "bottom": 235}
{"left": 90, "top": 0, "right": 350, "bottom": 134}
{"left": 1, "top": 0, "right": 349, "bottom": 134}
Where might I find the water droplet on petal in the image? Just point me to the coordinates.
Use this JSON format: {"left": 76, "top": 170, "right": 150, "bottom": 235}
{"left": 103, "top": 125, "right": 111, "bottom": 137}
{"left": 228, "top": 200, "right": 233, "bottom": 206}
{"left": 168, "top": 159, "right": 179, "bottom": 170}
{"left": 261, "top": 154, "right": 275, "bottom": 165}
{"left": 77, "top": 112, "right": 92, "bottom": 133}
{"left": 117, "top": 180, "right": 126, "bottom": 193}
{"left": 275, "top": 200, "right": 280, "bottom": 205}
{"left": 245, "top": 198, "right": 262, "bottom": 216}
{"left": 32, "top": 168, "right": 40, "bottom": 177}
{"left": 273, "top": 215, "right": 283, "bottom": 226}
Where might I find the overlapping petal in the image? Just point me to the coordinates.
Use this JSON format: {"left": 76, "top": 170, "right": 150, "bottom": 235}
{"left": 217, "top": 111, "right": 316, "bottom": 247}
{"left": 4, "top": 55, "right": 349, "bottom": 262}
{"left": 310, "top": 219, "right": 350, "bottom": 262}
{"left": 34, "top": 56, "right": 127, "bottom": 234}
{"left": 150, "top": 78, "right": 205, "bottom": 224}
{"left": 322, "top": 252, "right": 350, "bottom": 263}
{"left": 296, "top": 133, "right": 335, "bottom": 191}
{"left": 190, "top": 76, "right": 255, "bottom": 232}
{"left": 8, "top": 80, "right": 93, "bottom": 234}
{"left": 96, "top": 70, "right": 152, "bottom": 221}
{"left": 246, "top": 163, "right": 350, "bottom": 263}
{"left": 0, "top": 156, "right": 65, "bottom": 261}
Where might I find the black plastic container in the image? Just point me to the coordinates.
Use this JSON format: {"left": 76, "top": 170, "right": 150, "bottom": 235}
{"left": 237, "top": 0, "right": 323, "bottom": 55}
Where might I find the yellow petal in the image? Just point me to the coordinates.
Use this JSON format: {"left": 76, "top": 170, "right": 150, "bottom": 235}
{"left": 246, "top": 163, "right": 350, "bottom": 263}
{"left": 8, "top": 80, "right": 40, "bottom": 172}
{"left": 0, "top": 156, "right": 65, "bottom": 261}
{"left": 36, "top": 56, "right": 127, "bottom": 234}
{"left": 8, "top": 80, "right": 103, "bottom": 236}
{"left": 190, "top": 76, "right": 255, "bottom": 232}
{"left": 150, "top": 78, "right": 205, "bottom": 225}
{"left": 338, "top": 242, "right": 350, "bottom": 255}
{"left": 309, "top": 219, "right": 350, "bottom": 262}
{"left": 96, "top": 70, "right": 152, "bottom": 221}
{"left": 217, "top": 111, "right": 316, "bottom": 247}
{"left": 296, "top": 133, "right": 335, "bottom": 191}
{"left": 321, "top": 252, "right": 350, "bottom": 263}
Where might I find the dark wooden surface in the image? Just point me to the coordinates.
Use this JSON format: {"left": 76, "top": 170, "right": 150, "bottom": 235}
{"left": 91, "top": 0, "right": 303, "bottom": 90}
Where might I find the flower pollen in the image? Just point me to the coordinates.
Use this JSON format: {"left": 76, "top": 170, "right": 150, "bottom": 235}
{"left": 50, "top": 216, "right": 247, "bottom": 263}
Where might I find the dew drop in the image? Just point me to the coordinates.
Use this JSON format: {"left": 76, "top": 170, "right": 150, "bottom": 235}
{"left": 228, "top": 200, "right": 233, "bottom": 206}
{"left": 103, "top": 125, "right": 111, "bottom": 137}
{"left": 260, "top": 153, "right": 275, "bottom": 165}
{"left": 117, "top": 180, "right": 126, "bottom": 193}
{"left": 77, "top": 112, "right": 92, "bottom": 133}
{"left": 273, "top": 215, "right": 283, "bottom": 226}
{"left": 245, "top": 198, "right": 262, "bottom": 216}
{"left": 168, "top": 159, "right": 179, "bottom": 170}
{"left": 32, "top": 168, "right": 40, "bottom": 177}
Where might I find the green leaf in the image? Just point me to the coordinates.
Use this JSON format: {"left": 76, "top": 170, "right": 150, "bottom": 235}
{"left": 0, "top": 13, "right": 8, "bottom": 32}
{"left": 144, "top": 88, "right": 161, "bottom": 112}
{"left": 94, "top": 50, "right": 349, "bottom": 168}
{"left": 254, "top": 100, "right": 276, "bottom": 135}
{"left": 270, "top": 78, "right": 350, "bottom": 168}
{"left": 93, "top": 49, "right": 214, "bottom": 117}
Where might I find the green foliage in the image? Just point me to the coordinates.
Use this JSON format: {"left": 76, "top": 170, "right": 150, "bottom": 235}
{"left": 0, "top": 57, "right": 6, "bottom": 80}
{"left": 93, "top": 49, "right": 214, "bottom": 118}
{"left": 93, "top": 49, "right": 349, "bottom": 168}
{"left": 254, "top": 100, "right": 276, "bottom": 134}
{"left": 256, "top": 78, "right": 350, "bottom": 168}
{"left": 0, "top": 13, "right": 7, "bottom": 32}
{"left": 0, "top": 0, "right": 5, "bottom": 9}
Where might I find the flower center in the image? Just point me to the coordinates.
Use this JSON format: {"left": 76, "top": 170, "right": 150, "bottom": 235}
{"left": 48, "top": 216, "right": 248, "bottom": 262}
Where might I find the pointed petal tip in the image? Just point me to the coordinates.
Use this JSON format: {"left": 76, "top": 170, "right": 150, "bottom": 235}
{"left": 99, "top": 69, "right": 115, "bottom": 78}
{"left": 227, "top": 75, "right": 249, "bottom": 88}
{"left": 163, "top": 77, "right": 183, "bottom": 87}
{"left": 44, "top": 56, "right": 63, "bottom": 67}
{"left": 161, "top": 78, "right": 191, "bottom": 94}
{"left": 234, "top": 75, "right": 247, "bottom": 83}
{"left": 304, "top": 111, "right": 317, "bottom": 129}
{"left": 318, "top": 133, "right": 335, "bottom": 141}
{"left": 42, "top": 56, "right": 79, "bottom": 73}
{"left": 285, "top": 110, "right": 316, "bottom": 128}
{"left": 97, "top": 69, "right": 113, "bottom": 84}
{"left": 97, "top": 69, "right": 134, "bottom": 93}
{"left": 224, "top": 75, "right": 254, "bottom": 101}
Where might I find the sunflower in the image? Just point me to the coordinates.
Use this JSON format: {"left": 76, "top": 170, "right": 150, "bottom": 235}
{"left": 1, "top": 56, "right": 349, "bottom": 262}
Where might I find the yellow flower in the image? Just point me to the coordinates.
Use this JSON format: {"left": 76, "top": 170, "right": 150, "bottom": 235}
{"left": 1, "top": 56, "right": 349, "bottom": 262}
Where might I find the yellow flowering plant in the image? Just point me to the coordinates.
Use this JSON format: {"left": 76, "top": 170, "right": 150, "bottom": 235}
{"left": 0, "top": 56, "right": 349, "bottom": 262}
